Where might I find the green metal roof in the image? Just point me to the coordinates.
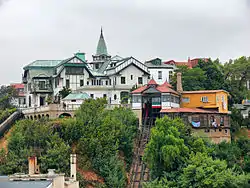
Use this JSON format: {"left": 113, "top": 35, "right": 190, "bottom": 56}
{"left": 96, "top": 28, "right": 108, "bottom": 56}
{"left": 63, "top": 93, "right": 90, "bottom": 100}
{"left": 24, "top": 60, "right": 61, "bottom": 69}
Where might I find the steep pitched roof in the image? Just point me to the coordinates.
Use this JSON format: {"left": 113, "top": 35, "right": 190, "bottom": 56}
{"left": 96, "top": 28, "right": 108, "bottom": 56}
{"left": 148, "top": 79, "right": 157, "bottom": 85}
{"left": 132, "top": 79, "right": 179, "bottom": 95}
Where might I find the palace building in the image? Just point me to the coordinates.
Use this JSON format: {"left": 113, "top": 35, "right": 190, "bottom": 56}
{"left": 22, "top": 29, "right": 149, "bottom": 111}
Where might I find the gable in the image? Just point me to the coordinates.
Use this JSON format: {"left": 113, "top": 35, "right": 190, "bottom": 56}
{"left": 116, "top": 57, "right": 149, "bottom": 75}
{"left": 67, "top": 57, "right": 84, "bottom": 64}
{"left": 143, "top": 87, "right": 160, "bottom": 94}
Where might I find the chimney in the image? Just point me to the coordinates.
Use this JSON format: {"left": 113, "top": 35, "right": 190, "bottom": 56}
{"left": 177, "top": 72, "right": 183, "bottom": 93}
{"left": 70, "top": 154, "right": 77, "bottom": 181}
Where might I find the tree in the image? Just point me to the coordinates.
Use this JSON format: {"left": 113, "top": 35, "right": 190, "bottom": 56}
{"left": 143, "top": 116, "right": 190, "bottom": 179}
{"left": 179, "top": 152, "right": 250, "bottom": 188}
{"left": 0, "top": 85, "right": 17, "bottom": 110}
{"left": 171, "top": 67, "right": 207, "bottom": 91}
{"left": 40, "top": 134, "right": 70, "bottom": 174}
{"left": 59, "top": 87, "right": 72, "bottom": 99}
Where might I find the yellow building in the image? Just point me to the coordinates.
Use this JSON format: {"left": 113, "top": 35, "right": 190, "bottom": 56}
{"left": 181, "top": 90, "right": 229, "bottom": 114}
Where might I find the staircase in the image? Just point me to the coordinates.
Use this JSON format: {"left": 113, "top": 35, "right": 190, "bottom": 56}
{"left": 129, "top": 118, "right": 154, "bottom": 188}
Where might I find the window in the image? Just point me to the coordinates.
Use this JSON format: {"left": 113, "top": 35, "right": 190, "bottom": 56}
{"left": 87, "top": 81, "right": 89, "bottom": 85}
{"left": 220, "top": 116, "right": 224, "bottom": 126}
{"left": 80, "top": 80, "right": 84, "bottom": 86}
{"left": 114, "top": 94, "right": 117, "bottom": 100}
{"left": 109, "top": 79, "right": 112, "bottom": 85}
{"left": 66, "top": 79, "right": 70, "bottom": 88}
{"left": 95, "top": 64, "right": 99, "bottom": 69}
{"left": 28, "top": 83, "right": 31, "bottom": 91}
{"left": 106, "top": 80, "right": 108, "bottom": 85}
{"left": 39, "top": 81, "right": 46, "bottom": 90}
{"left": 90, "top": 94, "right": 94, "bottom": 98}
{"left": 131, "top": 75, "right": 133, "bottom": 80}
{"left": 169, "top": 71, "right": 173, "bottom": 81}
{"left": 121, "top": 77, "right": 126, "bottom": 84}
{"left": 162, "top": 95, "right": 171, "bottom": 102}
{"left": 71, "top": 100, "right": 76, "bottom": 102}
{"left": 174, "top": 96, "right": 180, "bottom": 103}
{"left": 65, "top": 67, "right": 84, "bottom": 75}
{"left": 103, "top": 94, "right": 107, "bottom": 98}
{"left": 132, "top": 95, "right": 141, "bottom": 103}
{"left": 201, "top": 96, "right": 208, "bottom": 103}
{"left": 158, "top": 71, "right": 162, "bottom": 80}
{"left": 138, "top": 77, "right": 143, "bottom": 84}
{"left": 182, "top": 97, "right": 190, "bottom": 103}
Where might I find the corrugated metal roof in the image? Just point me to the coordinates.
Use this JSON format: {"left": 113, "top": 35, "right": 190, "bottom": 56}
{"left": 63, "top": 93, "right": 90, "bottom": 100}
{"left": 0, "top": 176, "right": 52, "bottom": 188}
{"left": 24, "top": 60, "right": 61, "bottom": 69}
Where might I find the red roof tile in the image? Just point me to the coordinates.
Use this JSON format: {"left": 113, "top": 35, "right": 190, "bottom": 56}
{"left": 160, "top": 81, "right": 173, "bottom": 88}
{"left": 157, "top": 85, "right": 179, "bottom": 95}
{"left": 11, "top": 83, "right": 24, "bottom": 89}
{"left": 160, "top": 108, "right": 218, "bottom": 114}
{"left": 148, "top": 79, "right": 157, "bottom": 85}
{"left": 131, "top": 85, "right": 148, "bottom": 94}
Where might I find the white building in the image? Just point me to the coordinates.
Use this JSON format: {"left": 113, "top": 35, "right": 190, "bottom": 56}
{"left": 145, "top": 58, "right": 177, "bottom": 84}
{"left": 22, "top": 29, "right": 150, "bottom": 108}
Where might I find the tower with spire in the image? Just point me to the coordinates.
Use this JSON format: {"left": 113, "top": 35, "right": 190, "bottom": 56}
{"left": 91, "top": 28, "right": 111, "bottom": 70}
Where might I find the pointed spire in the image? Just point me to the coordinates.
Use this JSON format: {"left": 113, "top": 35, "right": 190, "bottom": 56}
{"left": 96, "top": 27, "right": 108, "bottom": 56}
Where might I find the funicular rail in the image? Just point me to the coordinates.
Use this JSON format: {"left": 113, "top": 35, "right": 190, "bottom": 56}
{"left": 129, "top": 117, "right": 154, "bottom": 188}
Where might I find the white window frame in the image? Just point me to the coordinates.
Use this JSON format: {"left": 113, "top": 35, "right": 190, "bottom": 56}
{"left": 201, "top": 96, "right": 208, "bottom": 103}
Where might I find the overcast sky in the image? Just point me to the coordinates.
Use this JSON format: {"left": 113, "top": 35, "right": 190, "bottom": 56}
{"left": 0, "top": 0, "right": 250, "bottom": 84}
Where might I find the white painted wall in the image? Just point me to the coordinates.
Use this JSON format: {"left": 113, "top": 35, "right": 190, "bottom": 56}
{"left": 148, "top": 68, "right": 173, "bottom": 84}
{"left": 118, "top": 64, "right": 148, "bottom": 86}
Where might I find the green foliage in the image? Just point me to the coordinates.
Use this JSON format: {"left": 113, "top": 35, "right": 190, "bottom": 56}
{"left": 0, "top": 85, "right": 17, "bottom": 110}
{"left": 144, "top": 117, "right": 250, "bottom": 188}
{"left": 59, "top": 86, "right": 72, "bottom": 99}
{"left": 0, "top": 108, "right": 17, "bottom": 124}
{"left": 40, "top": 134, "right": 70, "bottom": 174}
{"left": 1, "top": 119, "right": 70, "bottom": 175}
{"left": 171, "top": 57, "right": 250, "bottom": 109}
{"left": 144, "top": 116, "right": 189, "bottom": 179}
{"left": 73, "top": 98, "right": 138, "bottom": 187}
{"left": 179, "top": 152, "right": 250, "bottom": 188}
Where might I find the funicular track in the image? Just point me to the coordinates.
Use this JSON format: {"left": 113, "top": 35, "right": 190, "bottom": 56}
{"left": 129, "top": 117, "right": 154, "bottom": 188}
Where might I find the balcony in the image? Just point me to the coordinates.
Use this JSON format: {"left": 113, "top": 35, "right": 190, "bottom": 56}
{"left": 30, "top": 85, "right": 53, "bottom": 93}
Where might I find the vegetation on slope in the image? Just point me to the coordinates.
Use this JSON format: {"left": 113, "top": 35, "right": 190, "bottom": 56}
{"left": 0, "top": 98, "right": 138, "bottom": 188}
{"left": 144, "top": 116, "right": 250, "bottom": 187}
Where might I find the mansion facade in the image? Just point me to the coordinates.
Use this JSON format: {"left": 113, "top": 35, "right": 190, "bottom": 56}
{"left": 23, "top": 29, "right": 174, "bottom": 108}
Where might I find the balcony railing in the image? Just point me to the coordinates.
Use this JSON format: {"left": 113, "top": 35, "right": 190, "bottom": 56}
{"left": 22, "top": 103, "right": 132, "bottom": 115}
{"left": 30, "top": 86, "right": 53, "bottom": 93}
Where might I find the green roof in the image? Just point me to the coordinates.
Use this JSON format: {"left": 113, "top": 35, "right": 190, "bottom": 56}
{"left": 96, "top": 28, "right": 108, "bottom": 56}
{"left": 24, "top": 60, "right": 61, "bottom": 69}
{"left": 63, "top": 93, "right": 90, "bottom": 100}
